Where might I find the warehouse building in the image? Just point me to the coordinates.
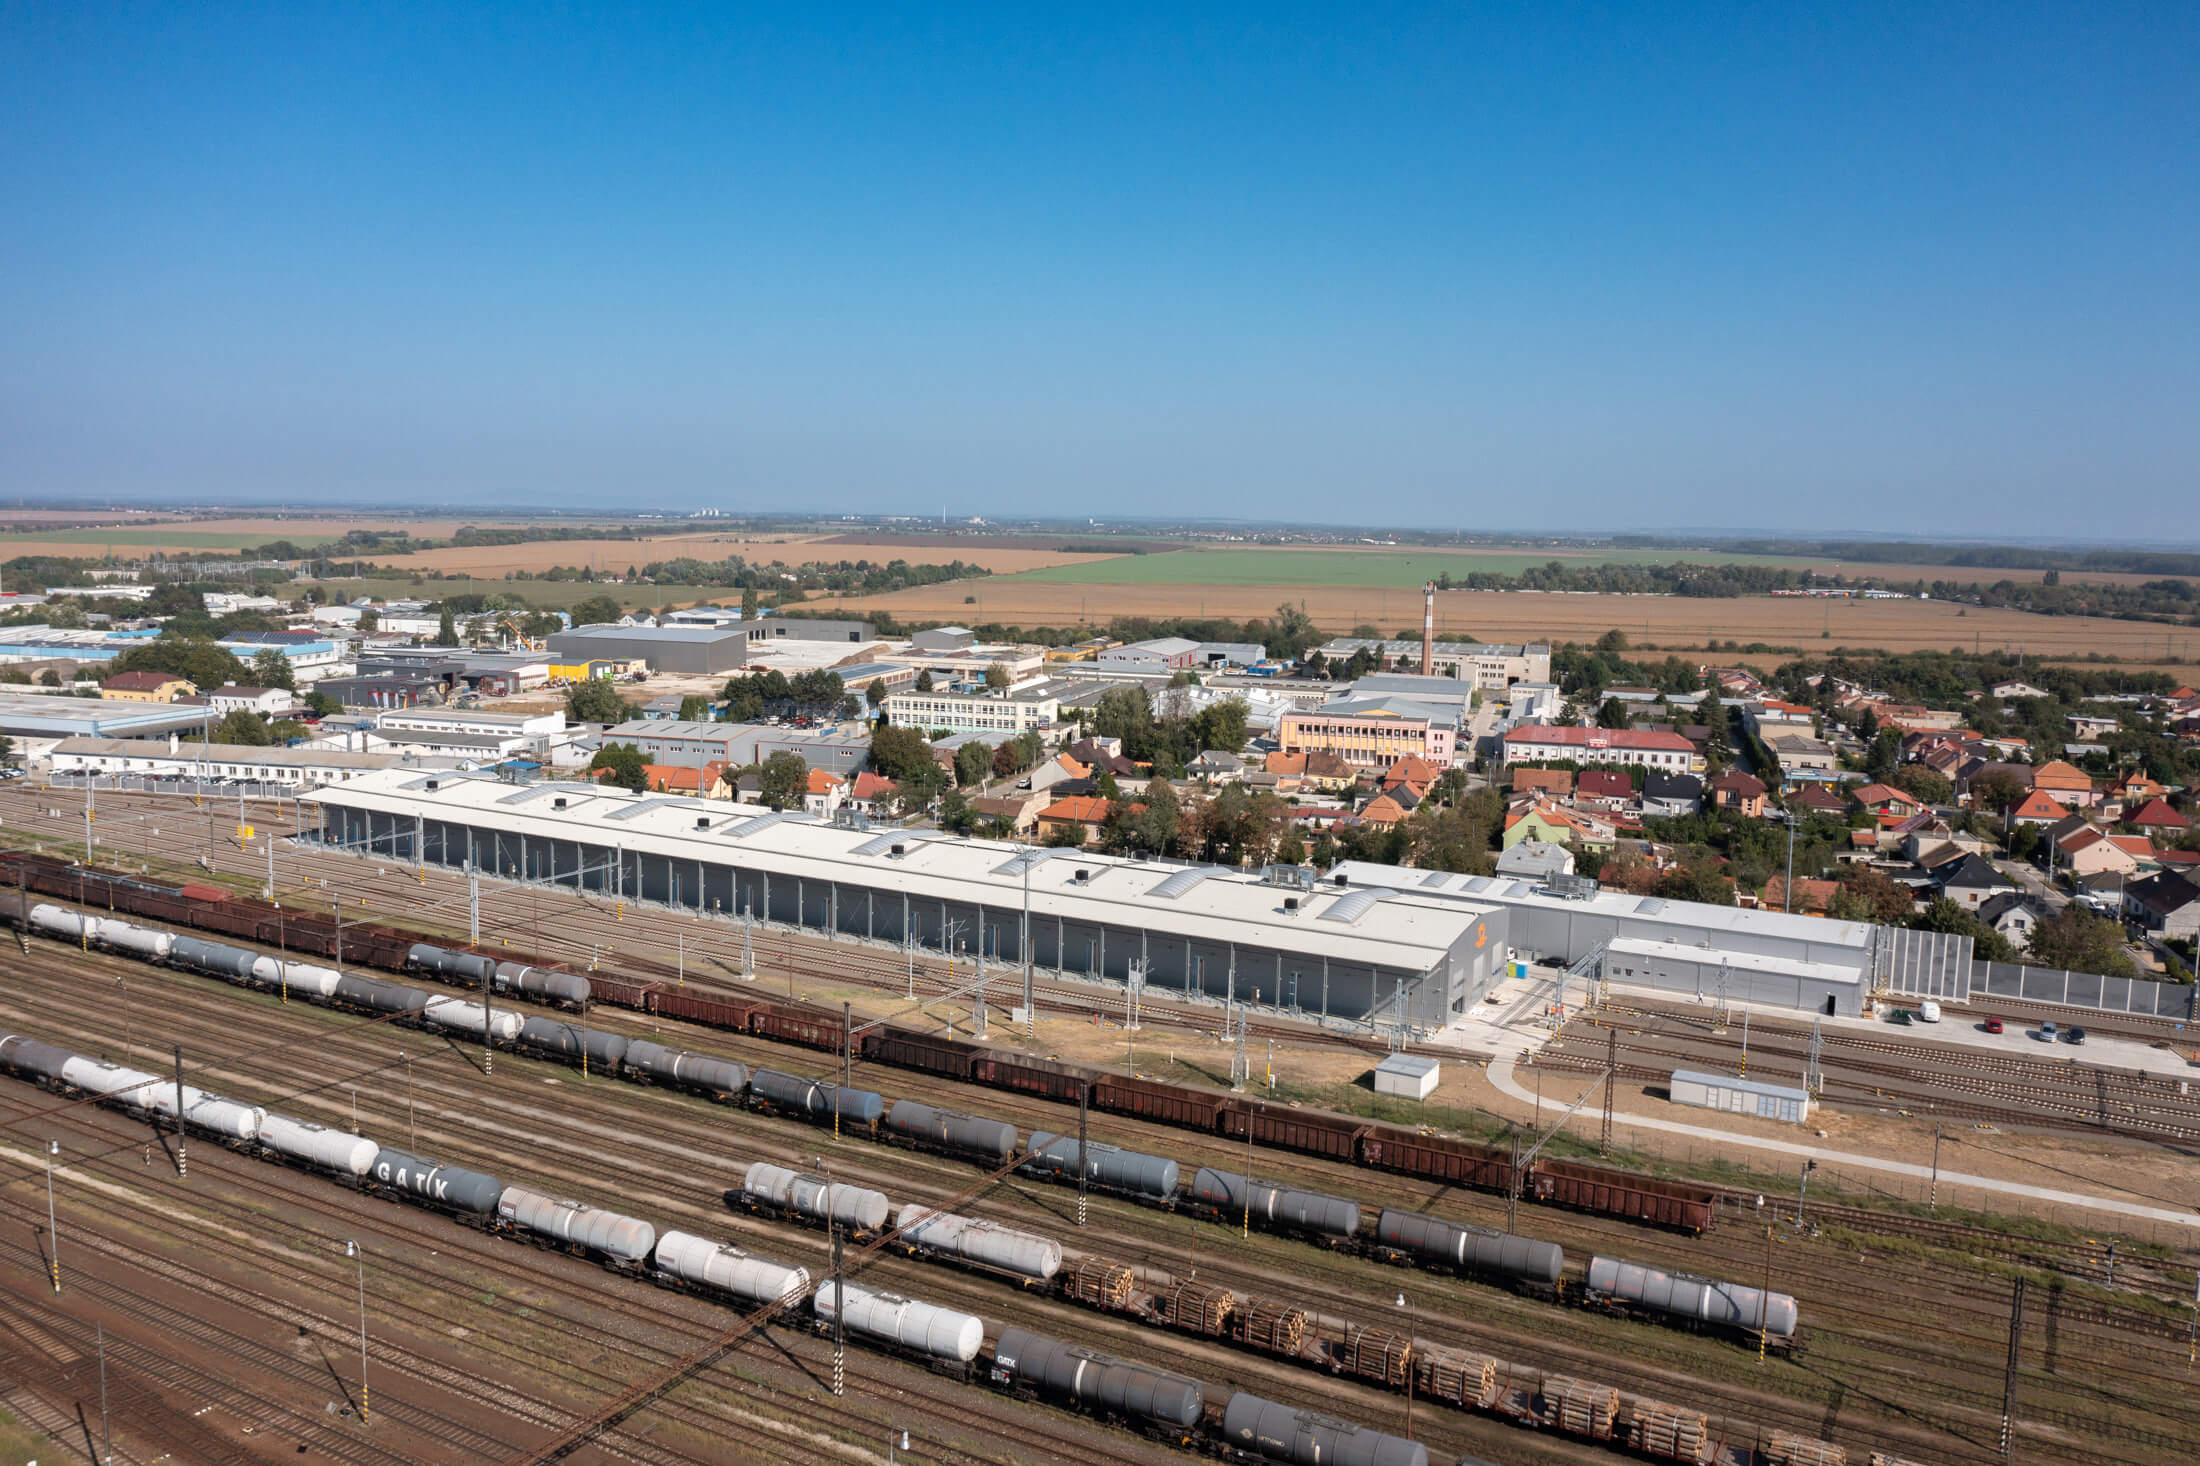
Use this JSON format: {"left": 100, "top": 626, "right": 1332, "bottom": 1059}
{"left": 547, "top": 624, "right": 750, "bottom": 675}
{"left": 304, "top": 769, "right": 1512, "bottom": 1029}
{"left": 1313, "top": 639, "right": 1551, "bottom": 688}
{"left": 0, "top": 690, "right": 217, "bottom": 740}
{"left": 594, "top": 720, "right": 872, "bottom": 778}
{"left": 48, "top": 736, "right": 416, "bottom": 789}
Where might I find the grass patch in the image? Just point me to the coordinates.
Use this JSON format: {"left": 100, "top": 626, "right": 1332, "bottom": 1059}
{"left": 0, "top": 1408, "right": 48, "bottom": 1460}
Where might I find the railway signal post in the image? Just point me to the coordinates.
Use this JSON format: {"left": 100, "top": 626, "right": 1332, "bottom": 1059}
{"left": 345, "top": 1240, "right": 370, "bottom": 1425}
{"left": 172, "top": 1045, "right": 187, "bottom": 1177}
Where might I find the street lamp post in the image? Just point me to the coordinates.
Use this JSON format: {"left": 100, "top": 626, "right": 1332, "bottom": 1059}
{"left": 345, "top": 1240, "right": 369, "bottom": 1424}
{"left": 888, "top": 1427, "right": 910, "bottom": 1464}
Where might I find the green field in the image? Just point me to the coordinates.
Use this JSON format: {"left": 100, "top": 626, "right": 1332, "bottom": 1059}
{"left": 1005, "top": 545, "right": 1817, "bottom": 588}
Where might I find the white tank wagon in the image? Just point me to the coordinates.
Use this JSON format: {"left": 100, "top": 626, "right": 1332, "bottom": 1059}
{"left": 1221, "top": 1393, "right": 1428, "bottom": 1466}
{"left": 990, "top": 1326, "right": 1204, "bottom": 1430}
{"left": 1191, "top": 1168, "right": 1361, "bottom": 1240}
{"left": 407, "top": 943, "right": 498, "bottom": 987}
{"left": 651, "top": 1230, "right": 810, "bottom": 1308}
{"left": 139, "top": 1083, "right": 264, "bottom": 1142}
{"left": 249, "top": 956, "right": 343, "bottom": 998}
{"left": 1023, "top": 1133, "right": 1179, "bottom": 1201}
{"left": 624, "top": 1041, "right": 747, "bottom": 1100}
{"left": 93, "top": 917, "right": 174, "bottom": 961}
{"left": 894, "top": 1205, "right": 1062, "bottom": 1282}
{"left": 496, "top": 1186, "right": 656, "bottom": 1265}
{"left": 493, "top": 961, "right": 591, "bottom": 1007}
{"left": 1587, "top": 1255, "right": 1799, "bottom": 1343}
{"left": 369, "top": 1147, "right": 504, "bottom": 1217}
{"left": 0, "top": 1034, "right": 78, "bottom": 1085}
{"left": 1376, "top": 1209, "right": 1564, "bottom": 1288}
{"left": 740, "top": 1161, "right": 890, "bottom": 1234}
{"left": 170, "top": 935, "right": 261, "bottom": 981}
{"left": 27, "top": 904, "right": 120, "bottom": 949}
{"left": 421, "top": 996, "right": 523, "bottom": 1043}
{"left": 259, "top": 1113, "right": 380, "bottom": 1176}
{"left": 60, "top": 1056, "right": 163, "bottom": 1104}
{"left": 813, "top": 1281, "right": 983, "bottom": 1366}
{"left": 885, "top": 1100, "right": 1018, "bottom": 1162}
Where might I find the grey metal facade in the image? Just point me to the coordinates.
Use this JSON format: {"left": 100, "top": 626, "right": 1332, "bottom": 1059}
{"left": 546, "top": 626, "right": 749, "bottom": 674}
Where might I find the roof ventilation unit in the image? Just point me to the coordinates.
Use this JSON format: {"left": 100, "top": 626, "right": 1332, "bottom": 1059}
{"left": 424, "top": 779, "right": 440, "bottom": 791}
{"left": 1074, "top": 868, "right": 1092, "bottom": 884}
{"left": 1283, "top": 896, "right": 1301, "bottom": 914}
{"left": 695, "top": 816, "right": 712, "bottom": 830}
{"left": 552, "top": 796, "right": 566, "bottom": 809}
{"left": 891, "top": 842, "right": 908, "bottom": 857}
{"left": 1334, "top": 871, "right": 1350, "bottom": 887}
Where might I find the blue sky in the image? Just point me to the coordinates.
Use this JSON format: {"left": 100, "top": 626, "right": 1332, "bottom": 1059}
{"left": 3, "top": 4, "right": 2195, "bottom": 534}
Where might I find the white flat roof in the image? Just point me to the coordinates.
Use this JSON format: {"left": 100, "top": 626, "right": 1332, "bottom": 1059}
{"left": 1607, "top": 934, "right": 1863, "bottom": 989}
{"left": 305, "top": 770, "right": 1500, "bottom": 970}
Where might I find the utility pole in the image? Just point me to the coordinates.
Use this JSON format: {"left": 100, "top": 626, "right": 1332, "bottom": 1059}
{"left": 1506, "top": 1128, "right": 1520, "bottom": 1233}
{"left": 839, "top": 1003, "right": 852, "bottom": 1140}
{"left": 98, "top": 1320, "right": 110, "bottom": 1465}
{"left": 1600, "top": 1022, "right": 1617, "bottom": 1155}
{"left": 172, "top": 1046, "right": 187, "bottom": 1177}
{"left": 2000, "top": 1277, "right": 2026, "bottom": 1459}
{"left": 1075, "top": 1080, "right": 1090, "bottom": 1228}
{"left": 1021, "top": 845, "right": 1034, "bottom": 1035}
{"left": 830, "top": 1224, "right": 846, "bottom": 1397}
{"left": 469, "top": 866, "right": 480, "bottom": 945}
{"left": 44, "top": 1139, "right": 59, "bottom": 1292}
{"left": 1929, "top": 1125, "right": 1943, "bottom": 1211}
{"left": 346, "top": 1240, "right": 370, "bottom": 1424}
{"left": 1795, "top": 1159, "right": 1816, "bottom": 1227}
{"left": 1758, "top": 1207, "right": 1774, "bottom": 1365}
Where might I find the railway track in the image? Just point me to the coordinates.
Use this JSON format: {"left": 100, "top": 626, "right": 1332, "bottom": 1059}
{"left": 10, "top": 938, "right": 2197, "bottom": 1466}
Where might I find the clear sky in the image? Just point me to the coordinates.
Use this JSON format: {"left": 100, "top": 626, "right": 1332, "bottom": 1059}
{"left": 4, "top": 4, "right": 2195, "bottom": 534}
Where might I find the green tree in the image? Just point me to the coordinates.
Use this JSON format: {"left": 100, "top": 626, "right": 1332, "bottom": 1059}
{"left": 109, "top": 638, "right": 249, "bottom": 692}
{"left": 248, "top": 647, "right": 296, "bottom": 692}
{"left": 304, "top": 689, "right": 342, "bottom": 717}
{"left": 438, "top": 604, "right": 457, "bottom": 644}
{"left": 1891, "top": 766, "right": 1953, "bottom": 805}
{"left": 2027, "top": 907, "right": 2137, "bottom": 978}
{"left": 991, "top": 740, "right": 1021, "bottom": 779}
{"left": 0, "top": 733, "right": 14, "bottom": 765}
{"left": 914, "top": 667, "right": 934, "bottom": 693}
{"left": 868, "top": 724, "right": 938, "bottom": 785}
{"left": 571, "top": 594, "right": 623, "bottom": 628}
{"left": 983, "top": 661, "right": 1011, "bottom": 691}
{"left": 1866, "top": 728, "right": 1901, "bottom": 780}
{"left": 212, "top": 710, "right": 272, "bottom": 746}
{"left": 589, "top": 743, "right": 647, "bottom": 793}
{"left": 678, "top": 694, "right": 711, "bottom": 722}
{"left": 758, "top": 750, "right": 808, "bottom": 810}
{"left": 1597, "top": 698, "right": 1631, "bottom": 729}
{"left": 939, "top": 788, "right": 979, "bottom": 833}
{"left": 357, "top": 607, "right": 379, "bottom": 632}
{"left": 1189, "top": 697, "right": 1249, "bottom": 754}
{"left": 721, "top": 676, "right": 765, "bottom": 722}
{"left": 865, "top": 678, "right": 887, "bottom": 710}
{"left": 740, "top": 586, "right": 759, "bottom": 618}
{"left": 954, "top": 740, "right": 992, "bottom": 787}
{"left": 1909, "top": 896, "right": 2017, "bottom": 962}
{"left": 1134, "top": 777, "right": 1180, "bottom": 854}
{"left": 566, "top": 676, "right": 630, "bottom": 725}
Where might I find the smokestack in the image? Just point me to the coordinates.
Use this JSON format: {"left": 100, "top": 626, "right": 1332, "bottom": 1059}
{"left": 1420, "top": 581, "right": 1435, "bottom": 676}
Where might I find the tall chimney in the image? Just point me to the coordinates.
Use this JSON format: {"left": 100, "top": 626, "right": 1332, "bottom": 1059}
{"left": 1420, "top": 581, "right": 1436, "bottom": 676}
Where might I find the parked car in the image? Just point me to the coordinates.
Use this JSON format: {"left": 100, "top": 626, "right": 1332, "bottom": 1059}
{"left": 1887, "top": 1008, "right": 1913, "bottom": 1026}
{"left": 2066, "top": 1026, "right": 2087, "bottom": 1045}
{"left": 1982, "top": 1016, "right": 2004, "bottom": 1035}
{"left": 1919, "top": 1001, "right": 1942, "bottom": 1023}
{"left": 2038, "top": 1021, "right": 2059, "bottom": 1042}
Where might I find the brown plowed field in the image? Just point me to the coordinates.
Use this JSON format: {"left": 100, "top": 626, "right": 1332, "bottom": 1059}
{"left": 352, "top": 534, "right": 1117, "bottom": 577}
{"left": 809, "top": 580, "right": 2200, "bottom": 661}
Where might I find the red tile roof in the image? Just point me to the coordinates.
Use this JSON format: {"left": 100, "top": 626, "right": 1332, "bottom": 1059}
{"left": 2126, "top": 798, "right": 2188, "bottom": 829}
{"left": 1503, "top": 726, "right": 1694, "bottom": 752}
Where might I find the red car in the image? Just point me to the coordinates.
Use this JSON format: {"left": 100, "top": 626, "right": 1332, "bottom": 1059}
{"left": 1982, "top": 1017, "right": 2004, "bottom": 1035}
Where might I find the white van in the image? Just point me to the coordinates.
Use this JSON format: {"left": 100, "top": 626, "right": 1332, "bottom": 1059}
{"left": 1919, "top": 1001, "right": 1942, "bottom": 1023}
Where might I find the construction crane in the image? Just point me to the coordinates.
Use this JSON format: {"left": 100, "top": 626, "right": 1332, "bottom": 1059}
{"left": 497, "top": 615, "right": 543, "bottom": 651}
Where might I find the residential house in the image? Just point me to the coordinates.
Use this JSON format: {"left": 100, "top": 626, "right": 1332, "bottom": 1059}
{"left": 1575, "top": 770, "right": 1636, "bottom": 810}
{"left": 969, "top": 792, "right": 1043, "bottom": 835}
{"left": 1262, "top": 749, "right": 1354, "bottom": 793}
{"left": 2124, "top": 871, "right": 2200, "bottom": 940}
{"left": 1187, "top": 750, "right": 1246, "bottom": 784}
{"left": 1708, "top": 771, "right": 1767, "bottom": 818}
{"left": 1990, "top": 680, "right": 2052, "bottom": 699}
{"left": 848, "top": 771, "right": 899, "bottom": 815}
{"left": 630, "top": 763, "right": 724, "bottom": 797}
{"left": 2125, "top": 798, "right": 2189, "bottom": 834}
{"left": 1026, "top": 752, "right": 1089, "bottom": 795}
{"left": 2054, "top": 825, "right": 2151, "bottom": 879}
{"left": 1035, "top": 795, "right": 1113, "bottom": 845}
{"left": 1852, "top": 783, "right": 1925, "bottom": 820}
{"left": 1759, "top": 875, "right": 1836, "bottom": 915}
{"left": 1503, "top": 799, "right": 1617, "bottom": 850}
{"left": 1382, "top": 754, "right": 1445, "bottom": 795}
{"left": 100, "top": 671, "right": 195, "bottom": 703}
{"left": 2066, "top": 713, "right": 2122, "bottom": 741}
{"left": 1063, "top": 739, "right": 1139, "bottom": 780}
{"left": 1496, "top": 840, "right": 1575, "bottom": 880}
{"left": 1786, "top": 785, "right": 1846, "bottom": 817}
{"left": 1500, "top": 725, "right": 1700, "bottom": 774}
{"left": 803, "top": 769, "right": 847, "bottom": 818}
{"left": 1840, "top": 828, "right": 1880, "bottom": 863}
{"left": 1641, "top": 773, "right": 1702, "bottom": 818}
{"left": 2007, "top": 789, "right": 2067, "bottom": 826}
{"left": 2111, "top": 771, "right": 2168, "bottom": 807}
{"left": 1976, "top": 893, "right": 2044, "bottom": 949}
{"left": 2030, "top": 759, "right": 2099, "bottom": 809}
{"left": 208, "top": 684, "right": 298, "bottom": 717}
{"left": 1937, "top": 853, "right": 2016, "bottom": 910}
{"left": 1354, "top": 792, "right": 1412, "bottom": 830}
{"left": 1510, "top": 767, "right": 1574, "bottom": 800}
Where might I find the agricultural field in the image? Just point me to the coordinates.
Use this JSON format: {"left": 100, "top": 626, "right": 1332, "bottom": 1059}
{"left": 0, "top": 515, "right": 540, "bottom": 556}
{"left": 386, "top": 533, "right": 1113, "bottom": 578}
{"left": 810, "top": 578, "right": 2200, "bottom": 665}
{"left": 291, "top": 576, "right": 737, "bottom": 612}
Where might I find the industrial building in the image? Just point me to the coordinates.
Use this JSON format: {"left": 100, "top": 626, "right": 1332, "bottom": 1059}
{"left": 1668, "top": 1069, "right": 1811, "bottom": 1124}
{"left": 547, "top": 624, "right": 750, "bottom": 675}
{"left": 47, "top": 737, "right": 418, "bottom": 788}
{"left": 884, "top": 687, "right": 1058, "bottom": 736}
{"left": 594, "top": 720, "right": 872, "bottom": 778}
{"left": 304, "top": 769, "right": 1513, "bottom": 1028}
{"left": 1327, "top": 859, "right": 1973, "bottom": 1017}
{"left": 1313, "top": 638, "right": 1551, "bottom": 688}
{"left": 0, "top": 690, "right": 219, "bottom": 740}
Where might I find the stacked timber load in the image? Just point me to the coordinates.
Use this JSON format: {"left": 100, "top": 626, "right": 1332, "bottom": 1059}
{"left": 1415, "top": 1346, "right": 1499, "bottom": 1409}
{"left": 1065, "top": 1257, "right": 1134, "bottom": 1311}
{"left": 1766, "top": 1434, "right": 1848, "bottom": 1466}
{"left": 1234, "top": 1299, "right": 1310, "bottom": 1354}
{"left": 1335, "top": 1325, "right": 1413, "bottom": 1388}
{"left": 1632, "top": 1400, "right": 1712, "bottom": 1464}
{"left": 1152, "top": 1279, "right": 1235, "bottom": 1335}
{"left": 1868, "top": 1456, "right": 1932, "bottom": 1466}
{"left": 1540, "top": 1376, "right": 1620, "bottom": 1439}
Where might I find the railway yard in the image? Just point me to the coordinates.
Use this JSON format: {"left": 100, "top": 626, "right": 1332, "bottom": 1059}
{"left": 2, "top": 786, "right": 2199, "bottom": 1466}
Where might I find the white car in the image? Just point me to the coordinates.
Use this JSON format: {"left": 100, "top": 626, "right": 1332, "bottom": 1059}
{"left": 1918, "top": 1001, "right": 1941, "bottom": 1023}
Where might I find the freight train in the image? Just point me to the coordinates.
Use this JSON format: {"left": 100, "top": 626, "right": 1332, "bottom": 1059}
{"left": 0, "top": 850, "right": 1720, "bottom": 1233}
{"left": 7, "top": 899, "right": 1798, "bottom": 1351}
{"left": 0, "top": 1026, "right": 1471, "bottom": 1466}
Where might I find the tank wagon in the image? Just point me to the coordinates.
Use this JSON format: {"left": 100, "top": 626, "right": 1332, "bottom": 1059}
{"left": 813, "top": 1282, "right": 982, "bottom": 1374}
{"left": 514, "top": 1018, "right": 628, "bottom": 1073}
{"left": 989, "top": 1326, "right": 1203, "bottom": 1436}
{"left": 422, "top": 996, "right": 523, "bottom": 1043}
{"left": 1022, "top": 1132, "right": 1179, "bottom": 1201}
{"left": 747, "top": 1069, "right": 885, "bottom": 1128}
{"left": 1376, "top": 1209, "right": 1564, "bottom": 1292}
{"left": 60, "top": 1056, "right": 162, "bottom": 1103}
{"left": 259, "top": 1114, "right": 380, "bottom": 1177}
{"left": 0, "top": 1034, "right": 75, "bottom": 1086}
{"left": 651, "top": 1231, "right": 810, "bottom": 1309}
{"left": 1219, "top": 1393, "right": 1428, "bottom": 1466}
{"left": 172, "top": 934, "right": 259, "bottom": 981}
{"left": 492, "top": 961, "right": 590, "bottom": 1008}
{"left": 886, "top": 1100, "right": 1018, "bottom": 1163}
{"left": 406, "top": 943, "right": 497, "bottom": 987}
{"left": 1189, "top": 1169, "right": 1360, "bottom": 1242}
{"left": 738, "top": 1162, "right": 891, "bottom": 1236}
{"left": 623, "top": 1041, "right": 747, "bottom": 1101}
{"left": 1587, "top": 1256, "right": 1798, "bottom": 1347}
{"left": 369, "top": 1147, "right": 503, "bottom": 1219}
{"left": 141, "top": 1082, "right": 264, "bottom": 1142}
{"left": 250, "top": 956, "right": 343, "bottom": 998}
{"left": 894, "top": 1205, "right": 1062, "bottom": 1283}
{"left": 497, "top": 1186, "right": 656, "bottom": 1269}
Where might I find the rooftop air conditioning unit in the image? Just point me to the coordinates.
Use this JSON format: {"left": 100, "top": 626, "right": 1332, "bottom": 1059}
{"left": 890, "top": 842, "right": 907, "bottom": 857}
{"left": 1283, "top": 896, "right": 1301, "bottom": 913}
{"left": 424, "top": 779, "right": 440, "bottom": 791}
{"left": 552, "top": 796, "right": 566, "bottom": 809}
{"left": 1334, "top": 872, "right": 1350, "bottom": 887}
{"left": 696, "top": 816, "right": 711, "bottom": 829}
{"left": 1074, "top": 868, "right": 1092, "bottom": 884}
